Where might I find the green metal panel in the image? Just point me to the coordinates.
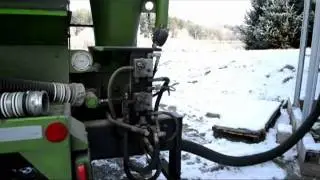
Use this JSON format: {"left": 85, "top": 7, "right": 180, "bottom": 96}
{"left": 0, "top": 116, "right": 69, "bottom": 153}
{"left": 89, "top": 0, "right": 143, "bottom": 46}
{"left": 0, "top": 8, "right": 67, "bottom": 16}
{"left": 0, "top": 46, "right": 69, "bottom": 83}
{"left": 0, "top": 9, "right": 70, "bottom": 45}
{"left": 22, "top": 150, "right": 72, "bottom": 180}
{"left": 0, "top": 116, "right": 72, "bottom": 179}
{"left": 69, "top": 117, "right": 88, "bottom": 151}
{"left": 0, "top": 0, "right": 68, "bottom": 10}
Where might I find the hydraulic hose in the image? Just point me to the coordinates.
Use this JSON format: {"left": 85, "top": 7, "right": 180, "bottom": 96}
{"left": 0, "top": 78, "right": 85, "bottom": 106}
{"left": 153, "top": 111, "right": 179, "bottom": 142}
{"left": 153, "top": 77, "right": 170, "bottom": 112}
{"left": 0, "top": 78, "right": 55, "bottom": 99}
{"left": 123, "top": 129, "right": 160, "bottom": 173}
{"left": 123, "top": 131, "right": 162, "bottom": 180}
{"left": 107, "top": 66, "right": 134, "bottom": 118}
{"left": 181, "top": 94, "right": 320, "bottom": 166}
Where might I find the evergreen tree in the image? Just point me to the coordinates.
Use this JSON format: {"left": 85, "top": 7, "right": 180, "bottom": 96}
{"left": 258, "top": 0, "right": 302, "bottom": 48}
{"left": 289, "top": 0, "right": 315, "bottom": 47}
{"left": 239, "top": 0, "right": 303, "bottom": 49}
{"left": 238, "top": 0, "right": 267, "bottom": 49}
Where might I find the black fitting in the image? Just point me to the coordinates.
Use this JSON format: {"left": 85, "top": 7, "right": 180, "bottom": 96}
{"left": 152, "top": 28, "right": 169, "bottom": 47}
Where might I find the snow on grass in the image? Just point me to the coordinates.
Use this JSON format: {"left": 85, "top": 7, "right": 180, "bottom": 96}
{"left": 152, "top": 44, "right": 310, "bottom": 179}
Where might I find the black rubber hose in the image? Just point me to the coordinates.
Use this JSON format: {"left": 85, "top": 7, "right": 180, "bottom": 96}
{"left": 153, "top": 111, "right": 179, "bottom": 142}
{"left": 123, "top": 131, "right": 162, "bottom": 180}
{"left": 123, "top": 129, "right": 160, "bottom": 174}
{"left": 181, "top": 94, "right": 320, "bottom": 166}
{"left": 152, "top": 56, "right": 160, "bottom": 77}
{"left": 154, "top": 77, "right": 170, "bottom": 112}
{"left": 0, "top": 78, "right": 55, "bottom": 101}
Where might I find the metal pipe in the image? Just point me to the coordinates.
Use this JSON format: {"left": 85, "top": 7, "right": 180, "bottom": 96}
{"left": 303, "top": 0, "right": 320, "bottom": 118}
{"left": 106, "top": 114, "right": 150, "bottom": 136}
{"left": 155, "top": 0, "right": 169, "bottom": 29}
{"left": 107, "top": 66, "right": 133, "bottom": 118}
{"left": 294, "top": 0, "right": 312, "bottom": 106}
{"left": 89, "top": 0, "right": 142, "bottom": 46}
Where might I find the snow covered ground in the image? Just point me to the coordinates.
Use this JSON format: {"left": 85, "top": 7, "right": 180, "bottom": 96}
{"left": 148, "top": 40, "right": 309, "bottom": 180}
{"left": 71, "top": 32, "right": 320, "bottom": 179}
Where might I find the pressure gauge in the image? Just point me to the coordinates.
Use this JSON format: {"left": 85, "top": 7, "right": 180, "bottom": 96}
{"left": 145, "top": 1, "right": 154, "bottom": 11}
{"left": 71, "top": 50, "right": 93, "bottom": 72}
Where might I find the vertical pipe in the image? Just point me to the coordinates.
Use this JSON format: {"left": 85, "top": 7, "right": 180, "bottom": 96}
{"left": 155, "top": 0, "right": 169, "bottom": 29}
{"left": 89, "top": 0, "right": 142, "bottom": 46}
{"left": 294, "top": 0, "right": 312, "bottom": 106}
{"left": 169, "top": 115, "right": 182, "bottom": 179}
{"left": 303, "top": 0, "right": 320, "bottom": 119}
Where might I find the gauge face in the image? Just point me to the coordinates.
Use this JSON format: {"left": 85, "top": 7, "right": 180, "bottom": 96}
{"left": 71, "top": 51, "right": 93, "bottom": 72}
{"left": 145, "top": 1, "right": 154, "bottom": 11}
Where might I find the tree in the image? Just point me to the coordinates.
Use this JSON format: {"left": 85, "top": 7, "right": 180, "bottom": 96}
{"left": 139, "top": 13, "right": 155, "bottom": 38}
{"left": 71, "top": 9, "right": 93, "bottom": 35}
{"left": 168, "top": 17, "right": 185, "bottom": 38}
{"left": 290, "top": 0, "right": 316, "bottom": 47}
{"left": 239, "top": 0, "right": 303, "bottom": 49}
{"left": 70, "top": 9, "right": 238, "bottom": 41}
{"left": 258, "top": 0, "right": 303, "bottom": 48}
{"left": 238, "top": 0, "right": 268, "bottom": 49}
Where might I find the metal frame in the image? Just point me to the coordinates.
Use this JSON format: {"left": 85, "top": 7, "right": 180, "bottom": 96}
{"left": 294, "top": 0, "right": 312, "bottom": 106}
{"left": 294, "top": 0, "right": 320, "bottom": 119}
{"left": 293, "top": 1, "right": 320, "bottom": 177}
{"left": 85, "top": 113, "right": 182, "bottom": 179}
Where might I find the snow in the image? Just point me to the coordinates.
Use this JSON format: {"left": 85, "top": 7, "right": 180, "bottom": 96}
{"left": 302, "top": 133, "right": 320, "bottom": 151}
{"left": 213, "top": 99, "right": 281, "bottom": 131}
{"left": 277, "top": 123, "right": 293, "bottom": 134}
{"left": 71, "top": 34, "right": 320, "bottom": 179}
{"left": 149, "top": 38, "right": 310, "bottom": 179}
{"left": 293, "top": 108, "right": 303, "bottom": 123}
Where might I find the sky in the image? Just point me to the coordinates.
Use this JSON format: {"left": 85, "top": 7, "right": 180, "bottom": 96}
{"left": 70, "top": 0, "right": 251, "bottom": 27}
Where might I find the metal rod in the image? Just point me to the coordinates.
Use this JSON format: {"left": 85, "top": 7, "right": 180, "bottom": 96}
{"left": 303, "top": 0, "right": 320, "bottom": 119}
{"left": 294, "top": 0, "right": 312, "bottom": 106}
{"left": 70, "top": 24, "right": 94, "bottom": 27}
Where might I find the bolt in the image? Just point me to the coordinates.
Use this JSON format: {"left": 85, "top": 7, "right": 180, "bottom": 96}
{"left": 136, "top": 61, "right": 145, "bottom": 70}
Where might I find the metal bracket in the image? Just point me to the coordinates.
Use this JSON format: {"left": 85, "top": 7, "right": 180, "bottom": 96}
{"left": 133, "top": 92, "right": 153, "bottom": 111}
{"left": 134, "top": 58, "right": 153, "bottom": 78}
